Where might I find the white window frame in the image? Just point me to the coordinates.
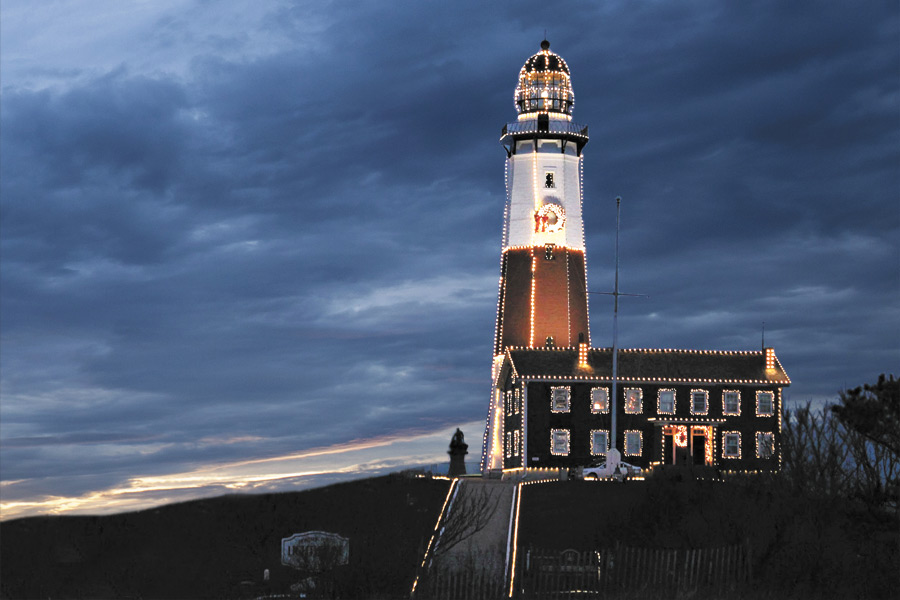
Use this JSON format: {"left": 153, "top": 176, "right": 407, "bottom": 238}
{"left": 657, "top": 389, "right": 676, "bottom": 415}
{"left": 723, "top": 390, "right": 741, "bottom": 416}
{"left": 756, "top": 432, "right": 774, "bottom": 458}
{"left": 590, "top": 429, "right": 609, "bottom": 455}
{"left": 624, "top": 388, "right": 643, "bottom": 415}
{"left": 591, "top": 387, "right": 610, "bottom": 414}
{"left": 624, "top": 430, "right": 643, "bottom": 456}
{"left": 756, "top": 391, "right": 775, "bottom": 417}
{"left": 550, "top": 429, "right": 570, "bottom": 455}
{"left": 722, "top": 431, "right": 741, "bottom": 459}
{"left": 550, "top": 386, "right": 571, "bottom": 413}
{"left": 691, "top": 389, "right": 709, "bottom": 415}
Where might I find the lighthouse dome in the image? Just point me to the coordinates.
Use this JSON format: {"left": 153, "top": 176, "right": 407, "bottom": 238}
{"left": 515, "top": 40, "right": 574, "bottom": 118}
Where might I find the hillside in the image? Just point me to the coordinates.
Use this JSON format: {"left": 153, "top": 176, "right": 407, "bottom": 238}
{"left": 2, "top": 473, "right": 897, "bottom": 599}
{"left": 0, "top": 474, "right": 451, "bottom": 599}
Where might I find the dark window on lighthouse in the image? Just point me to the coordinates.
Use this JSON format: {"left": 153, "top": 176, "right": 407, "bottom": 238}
{"left": 545, "top": 172, "right": 555, "bottom": 188}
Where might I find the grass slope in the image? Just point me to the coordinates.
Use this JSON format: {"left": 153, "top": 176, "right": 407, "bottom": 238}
{"left": 517, "top": 476, "right": 899, "bottom": 599}
{"left": 0, "top": 474, "right": 451, "bottom": 599}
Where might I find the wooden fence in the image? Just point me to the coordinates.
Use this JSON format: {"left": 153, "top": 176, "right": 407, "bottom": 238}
{"left": 517, "top": 543, "right": 751, "bottom": 598}
{"left": 414, "top": 543, "right": 751, "bottom": 599}
{"left": 414, "top": 566, "right": 505, "bottom": 600}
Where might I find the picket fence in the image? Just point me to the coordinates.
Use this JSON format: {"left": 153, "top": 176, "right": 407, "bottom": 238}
{"left": 414, "top": 542, "right": 750, "bottom": 599}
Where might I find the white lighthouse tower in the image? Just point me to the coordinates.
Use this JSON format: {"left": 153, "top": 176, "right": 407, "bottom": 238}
{"left": 482, "top": 40, "right": 591, "bottom": 472}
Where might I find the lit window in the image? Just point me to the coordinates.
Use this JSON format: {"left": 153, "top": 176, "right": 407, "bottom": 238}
{"left": 722, "top": 432, "right": 741, "bottom": 458}
{"left": 756, "top": 432, "right": 774, "bottom": 458}
{"left": 624, "top": 388, "right": 643, "bottom": 414}
{"left": 513, "top": 430, "right": 521, "bottom": 456}
{"left": 551, "top": 429, "right": 570, "bottom": 455}
{"left": 756, "top": 391, "right": 775, "bottom": 416}
{"left": 723, "top": 391, "right": 741, "bottom": 416}
{"left": 658, "top": 389, "right": 675, "bottom": 415}
{"left": 624, "top": 430, "right": 642, "bottom": 456}
{"left": 551, "top": 386, "right": 570, "bottom": 413}
{"left": 544, "top": 172, "right": 555, "bottom": 188}
{"left": 591, "top": 387, "right": 609, "bottom": 413}
{"left": 691, "top": 390, "right": 708, "bottom": 415}
{"left": 591, "top": 430, "right": 609, "bottom": 455}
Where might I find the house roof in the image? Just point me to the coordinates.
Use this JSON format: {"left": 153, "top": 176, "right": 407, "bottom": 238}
{"left": 505, "top": 347, "right": 790, "bottom": 386}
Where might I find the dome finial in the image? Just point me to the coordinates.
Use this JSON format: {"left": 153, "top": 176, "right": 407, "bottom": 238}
{"left": 540, "top": 39, "right": 550, "bottom": 50}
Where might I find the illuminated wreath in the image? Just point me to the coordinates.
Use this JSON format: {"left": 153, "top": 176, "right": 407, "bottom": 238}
{"left": 674, "top": 426, "right": 689, "bottom": 448}
{"left": 537, "top": 203, "right": 566, "bottom": 233}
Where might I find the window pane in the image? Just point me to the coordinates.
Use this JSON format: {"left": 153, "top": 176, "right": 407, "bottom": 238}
{"left": 723, "top": 432, "right": 741, "bottom": 458}
{"left": 551, "top": 429, "right": 569, "bottom": 455}
{"left": 591, "top": 388, "right": 609, "bottom": 413}
{"left": 625, "top": 431, "right": 642, "bottom": 456}
{"left": 692, "top": 390, "right": 708, "bottom": 414}
{"left": 658, "top": 390, "right": 675, "bottom": 414}
{"left": 551, "top": 387, "right": 570, "bottom": 413}
{"left": 625, "top": 389, "right": 642, "bottom": 414}
{"left": 723, "top": 391, "right": 740, "bottom": 415}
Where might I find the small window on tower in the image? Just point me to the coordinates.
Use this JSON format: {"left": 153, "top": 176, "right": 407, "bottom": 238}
{"left": 544, "top": 243, "right": 555, "bottom": 260}
{"left": 545, "top": 172, "right": 555, "bottom": 188}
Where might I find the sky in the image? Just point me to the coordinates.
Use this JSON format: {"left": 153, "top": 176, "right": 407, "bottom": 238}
{"left": 1, "top": 1, "right": 897, "bottom": 520}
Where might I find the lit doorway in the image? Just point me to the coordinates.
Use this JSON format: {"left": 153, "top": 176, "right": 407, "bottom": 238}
{"left": 662, "top": 425, "right": 712, "bottom": 466}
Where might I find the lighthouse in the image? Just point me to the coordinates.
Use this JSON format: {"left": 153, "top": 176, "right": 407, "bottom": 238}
{"left": 480, "top": 42, "right": 789, "bottom": 477}
{"left": 494, "top": 40, "right": 591, "bottom": 355}
{"left": 483, "top": 41, "right": 592, "bottom": 471}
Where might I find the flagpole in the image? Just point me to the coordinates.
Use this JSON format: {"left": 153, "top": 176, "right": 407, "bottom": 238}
{"left": 610, "top": 197, "right": 621, "bottom": 453}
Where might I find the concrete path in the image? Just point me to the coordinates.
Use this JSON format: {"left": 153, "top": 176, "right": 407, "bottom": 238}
{"left": 431, "top": 479, "right": 517, "bottom": 577}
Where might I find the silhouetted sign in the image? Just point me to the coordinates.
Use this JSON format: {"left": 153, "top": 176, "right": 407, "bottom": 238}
{"left": 281, "top": 531, "right": 349, "bottom": 572}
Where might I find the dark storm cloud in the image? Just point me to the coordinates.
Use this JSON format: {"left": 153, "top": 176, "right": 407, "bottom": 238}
{"left": 1, "top": 0, "right": 897, "bottom": 513}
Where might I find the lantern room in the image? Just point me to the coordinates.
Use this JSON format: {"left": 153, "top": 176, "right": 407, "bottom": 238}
{"left": 515, "top": 40, "right": 575, "bottom": 118}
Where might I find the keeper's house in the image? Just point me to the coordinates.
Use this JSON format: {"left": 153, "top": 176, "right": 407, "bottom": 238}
{"left": 497, "top": 346, "right": 789, "bottom": 474}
